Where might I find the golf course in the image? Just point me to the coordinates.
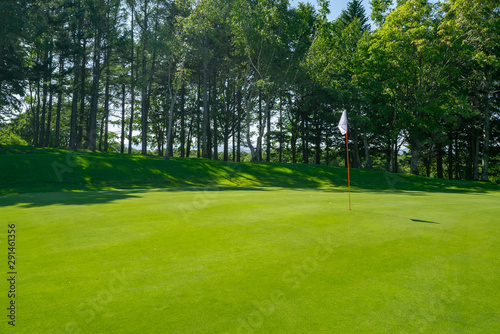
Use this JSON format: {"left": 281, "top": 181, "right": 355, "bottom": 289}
{"left": 1, "top": 146, "right": 499, "bottom": 333}
{"left": 2, "top": 0, "right": 499, "bottom": 331}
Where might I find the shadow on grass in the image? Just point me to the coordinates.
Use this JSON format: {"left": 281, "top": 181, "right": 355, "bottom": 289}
{"left": 0, "top": 189, "right": 146, "bottom": 208}
{"left": 411, "top": 219, "right": 440, "bottom": 224}
{"left": 0, "top": 185, "right": 353, "bottom": 208}
{"left": 0, "top": 146, "right": 498, "bottom": 204}
{"left": 356, "top": 210, "right": 441, "bottom": 225}
{"left": 0, "top": 186, "right": 272, "bottom": 208}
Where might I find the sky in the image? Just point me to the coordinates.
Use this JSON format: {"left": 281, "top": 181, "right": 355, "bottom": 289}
{"left": 289, "top": 0, "right": 373, "bottom": 24}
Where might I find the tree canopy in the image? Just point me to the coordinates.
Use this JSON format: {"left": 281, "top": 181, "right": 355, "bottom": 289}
{"left": 1, "top": 0, "right": 498, "bottom": 181}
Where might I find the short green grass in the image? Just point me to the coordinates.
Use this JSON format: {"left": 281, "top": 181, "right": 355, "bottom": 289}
{"left": 1, "top": 146, "right": 499, "bottom": 333}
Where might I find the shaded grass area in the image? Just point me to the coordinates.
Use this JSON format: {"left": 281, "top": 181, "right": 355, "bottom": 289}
{"left": 1, "top": 145, "right": 498, "bottom": 195}
{"left": 2, "top": 188, "right": 499, "bottom": 333}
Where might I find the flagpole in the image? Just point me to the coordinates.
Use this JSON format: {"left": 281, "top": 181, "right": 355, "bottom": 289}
{"left": 345, "top": 132, "right": 351, "bottom": 211}
{"left": 338, "top": 110, "right": 351, "bottom": 211}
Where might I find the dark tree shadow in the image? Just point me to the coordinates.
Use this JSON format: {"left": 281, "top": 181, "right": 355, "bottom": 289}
{"left": 1, "top": 146, "right": 498, "bottom": 208}
{"left": 0, "top": 190, "right": 145, "bottom": 208}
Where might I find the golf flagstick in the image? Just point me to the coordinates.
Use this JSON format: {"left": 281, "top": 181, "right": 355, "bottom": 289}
{"left": 345, "top": 131, "right": 351, "bottom": 211}
{"left": 338, "top": 110, "right": 351, "bottom": 210}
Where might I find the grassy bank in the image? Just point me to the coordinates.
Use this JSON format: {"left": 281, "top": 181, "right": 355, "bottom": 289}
{"left": 1, "top": 146, "right": 497, "bottom": 194}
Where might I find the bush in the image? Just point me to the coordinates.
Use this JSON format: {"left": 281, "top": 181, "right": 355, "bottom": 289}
{"left": 0, "top": 132, "right": 29, "bottom": 146}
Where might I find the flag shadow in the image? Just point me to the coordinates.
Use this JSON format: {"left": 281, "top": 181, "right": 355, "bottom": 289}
{"left": 410, "top": 219, "right": 440, "bottom": 224}
{"left": 355, "top": 210, "right": 440, "bottom": 225}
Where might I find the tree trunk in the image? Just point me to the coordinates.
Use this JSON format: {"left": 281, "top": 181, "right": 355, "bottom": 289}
{"left": 473, "top": 129, "right": 480, "bottom": 181}
{"left": 54, "top": 56, "right": 64, "bottom": 148}
{"left": 315, "top": 112, "right": 321, "bottom": 165}
{"left": 202, "top": 53, "right": 209, "bottom": 158}
{"left": 410, "top": 137, "right": 420, "bottom": 175}
{"left": 447, "top": 132, "right": 453, "bottom": 180}
{"left": 44, "top": 48, "right": 53, "bottom": 147}
{"left": 362, "top": 132, "right": 372, "bottom": 169}
{"left": 301, "top": 112, "right": 308, "bottom": 164}
{"left": 103, "top": 61, "right": 110, "bottom": 152}
{"left": 38, "top": 48, "right": 49, "bottom": 147}
{"left": 186, "top": 126, "right": 192, "bottom": 158}
{"left": 77, "top": 37, "right": 86, "bottom": 149}
{"left": 279, "top": 95, "right": 283, "bottom": 163}
{"left": 389, "top": 134, "right": 395, "bottom": 172}
{"left": 290, "top": 96, "right": 297, "bottom": 164}
{"left": 425, "top": 153, "right": 431, "bottom": 178}
{"left": 164, "top": 59, "right": 185, "bottom": 160}
{"left": 266, "top": 92, "right": 271, "bottom": 162}
{"left": 466, "top": 132, "right": 474, "bottom": 180}
{"left": 394, "top": 143, "right": 399, "bottom": 174}
{"left": 140, "top": 72, "right": 148, "bottom": 155}
{"left": 44, "top": 84, "right": 53, "bottom": 147}
{"left": 44, "top": 49, "right": 54, "bottom": 147}
{"left": 140, "top": 0, "right": 150, "bottom": 155}
{"left": 231, "top": 78, "right": 236, "bottom": 162}
{"left": 197, "top": 75, "right": 201, "bottom": 158}
{"left": 98, "top": 116, "right": 105, "bottom": 151}
{"left": 70, "top": 52, "right": 79, "bottom": 149}
{"left": 224, "top": 78, "right": 230, "bottom": 162}
{"left": 325, "top": 127, "right": 329, "bottom": 166}
{"left": 245, "top": 96, "right": 258, "bottom": 161}
{"left": 237, "top": 89, "right": 241, "bottom": 162}
{"left": 28, "top": 85, "right": 36, "bottom": 144}
{"left": 121, "top": 84, "right": 126, "bottom": 153}
{"left": 481, "top": 92, "right": 491, "bottom": 181}
{"left": 168, "top": 128, "right": 174, "bottom": 158}
{"left": 89, "top": 27, "right": 102, "bottom": 152}
{"left": 212, "top": 73, "right": 218, "bottom": 160}
{"left": 455, "top": 133, "right": 460, "bottom": 180}
{"left": 180, "top": 83, "right": 185, "bottom": 158}
{"left": 436, "top": 142, "right": 443, "bottom": 178}
{"left": 351, "top": 122, "right": 361, "bottom": 168}
{"left": 128, "top": 2, "right": 135, "bottom": 154}
{"left": 34, "top": 83, "right": 41, "bottom": 146}
{"left": 258, "top": 90, "right": 262, "bottom": 161}
{"left": 304, "top": 117, "right": 309, "bottom": 164}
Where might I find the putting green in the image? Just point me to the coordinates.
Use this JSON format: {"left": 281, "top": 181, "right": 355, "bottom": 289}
{"left": 2, "top": 187, "right": 499, "bottom": 333}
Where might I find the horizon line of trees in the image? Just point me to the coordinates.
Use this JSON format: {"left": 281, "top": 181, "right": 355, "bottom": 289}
{"left": 1, "top": 0, "right": 498, "bottom": 181}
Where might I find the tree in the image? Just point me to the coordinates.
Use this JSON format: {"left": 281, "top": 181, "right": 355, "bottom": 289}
{"left": 307, "top": 0, "right": 370, "bottom": 168}
{"left": 0, "top": 0, "right": 29, "bottom": 118}
{"left": 440, "top": 0, "right": 500, "bottom": 180}
{"left": 370, "top": 0, "right": 393, "bottom": 27}
{"left": 361, "top": 0, "right": 450, "bottom": 175}
{"left": 232, "top": 0, "right": 292, "bottom": 161}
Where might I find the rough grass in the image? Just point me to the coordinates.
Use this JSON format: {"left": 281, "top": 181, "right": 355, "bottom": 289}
{"left": 1, "top": 146, "right": 499, "bottom": 333}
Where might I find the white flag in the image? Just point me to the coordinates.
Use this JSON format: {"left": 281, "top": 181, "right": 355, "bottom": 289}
{"left": 338, "top": 110, "right": 347, "bottom": 135}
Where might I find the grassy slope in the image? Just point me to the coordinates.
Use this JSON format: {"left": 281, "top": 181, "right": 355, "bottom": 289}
{"left": 1, "top": 146, "right": 499, "bottom": 333}
{"left": 0, "top": 145, "right": 498, "bottom": 194}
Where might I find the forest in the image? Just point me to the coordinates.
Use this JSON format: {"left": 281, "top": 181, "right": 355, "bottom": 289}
{"left": 0, "top": 0, "right": 498, "bottom": 181}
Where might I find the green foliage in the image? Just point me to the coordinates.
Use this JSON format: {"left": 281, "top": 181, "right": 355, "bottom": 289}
{"left": 0, "top": 0, "right": 30, "bottom": 114}
{"left": 338, "top": 0, "right": 370, "bottom": 32}
{"left": 370, "top": 0, "right": 393, "bottom": 27}
{"left": 0, "top": 133, "right": 29, "bottom": 146}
